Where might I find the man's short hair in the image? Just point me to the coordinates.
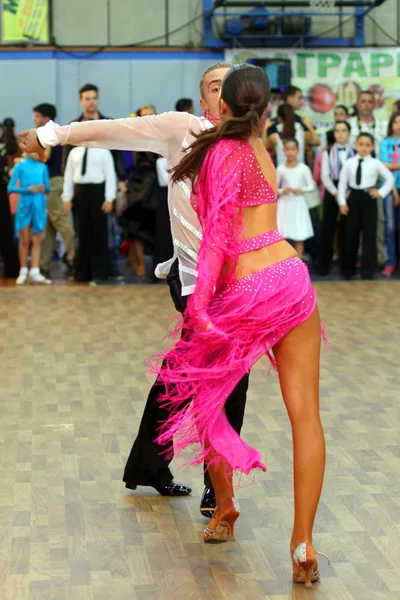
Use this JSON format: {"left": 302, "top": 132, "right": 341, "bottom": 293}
{"left": 79, "top": 83, "right": 99, "bottom": 98}
{"left": 175, "top": 98, "right": 193, "bottom": 112}
{"left": 199, "top": 62, "right": 231, "bottom": 98}
{"left": 33, "top": 103, "right": 57, "bottom": 120}
{"left": 282, "top": 86, "right": 302, "bottom": 102}
{"left": 358, "top": 90, "right": 374, "bottom": 100}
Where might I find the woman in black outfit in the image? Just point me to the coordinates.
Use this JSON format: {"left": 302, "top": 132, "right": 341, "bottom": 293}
{"left": 118, "top": 105, "right": 159, "bottom": 277}
{"left": 0, "top": 120, "right": 20, "bottom": 278}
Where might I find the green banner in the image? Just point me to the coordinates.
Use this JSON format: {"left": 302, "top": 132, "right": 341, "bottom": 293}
{"left": 2, "top": 0, "right": 49, "bottom": 44}
{"left": 226, "top": 48, "right": 400, "bottom": 129}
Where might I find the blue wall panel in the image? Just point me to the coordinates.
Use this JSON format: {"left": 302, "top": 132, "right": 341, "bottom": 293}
{"left": 0, "top": 60, "right": 57, "bottom": 130}
{"left": 0, "top": 53, "right": 224, "bottom": 130}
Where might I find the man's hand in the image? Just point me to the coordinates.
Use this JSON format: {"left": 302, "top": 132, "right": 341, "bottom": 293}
{"left": 118, "top": 181, "right": 127, "bottom": 193}
{"left": 19, "top": 129, "right": 47, "bottom": 162}
{"left": 340, "top": 204, "right": 349, "bottom": 216}
{"left": 38, "top": 184, "right": 45, "bottom": 193}
{"left": 368, "top": 188, "right": 380, "bottom": 199}
{"left": 292, "top": 188, "right": 302, "bottom": 195}
{"left": 102, "top": 200, "right": 113, "bottom": 214}
{"left": 393, "top": 188, "right": 400, "bottom": 207}
{"left": 28, "top": 185, "right": 39, "bottom": 194}
{"left": 63, "top": 201, "right": 72, "bottom": 215}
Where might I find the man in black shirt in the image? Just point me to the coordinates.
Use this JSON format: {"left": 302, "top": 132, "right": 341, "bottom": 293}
{"left": 268, "top": 86, "right": 320, "bottom": 147}
{"left": 34, "top": 104, "right": 75, "bottom": 279}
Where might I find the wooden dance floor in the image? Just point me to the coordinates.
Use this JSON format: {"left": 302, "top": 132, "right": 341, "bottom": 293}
{"left": 0, "top": 281, "right": 399, "bottom": 600}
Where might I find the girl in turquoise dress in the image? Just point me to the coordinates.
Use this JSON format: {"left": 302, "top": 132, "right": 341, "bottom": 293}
{"left": 8, "top": 153, "right": 51, "bottom": 285}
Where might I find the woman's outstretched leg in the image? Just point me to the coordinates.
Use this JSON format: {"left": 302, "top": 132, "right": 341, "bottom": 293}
{"left": 272, "top": 307, "right": 326, "bottom": 582}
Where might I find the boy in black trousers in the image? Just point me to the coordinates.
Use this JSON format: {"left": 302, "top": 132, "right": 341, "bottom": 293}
{"left": 338, "top": 133, "right": 394, "bottom": 279}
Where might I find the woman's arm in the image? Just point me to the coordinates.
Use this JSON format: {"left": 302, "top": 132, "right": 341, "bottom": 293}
{"left": 188, "top": 140, "right": 243, "bottom": 332}
{"left": 383, "top": 163, "right": 400, "bottom": 171}
{"left": 303, "top": 117, "right": 320, "bottom": 146}
{"left": 264, "top": 133, "right": 277, "bottom": 153}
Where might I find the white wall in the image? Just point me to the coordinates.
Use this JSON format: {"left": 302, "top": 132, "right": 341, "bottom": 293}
{"left": 0, "top": 55, "right": 218, "bottom": 131}
{"left": 52, "top": 0, "right": 203, "bottom": 47}
{"left": 51, "top": 0, "right": 399, "bottom": 48}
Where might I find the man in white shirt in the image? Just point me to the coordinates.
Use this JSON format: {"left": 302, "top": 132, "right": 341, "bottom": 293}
{"left": 348, "top": 90, "right": 388, "bottom": 265}
{"left": 338, "top": 132, "right": 394, "bottom": 279}
{"left": 20, "top": 62, "right": 248, "bottom": 517}
{"left": 63, "top": 147, "right": 116, "bottom": 282}
{"left": 317, "top": 120, "right": 355, "bottom": 275}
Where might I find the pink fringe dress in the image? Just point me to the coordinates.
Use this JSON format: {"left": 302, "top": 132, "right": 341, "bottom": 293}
{"left": 150, "top": 139, "right": 324, "bottom": 476}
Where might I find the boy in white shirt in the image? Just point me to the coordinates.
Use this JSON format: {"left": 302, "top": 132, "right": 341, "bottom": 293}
{"left": 338, "top": 132, "right": 394, "bottom": 279}
{"left": 318, "top": 120, "right": 355, "bottom": 275}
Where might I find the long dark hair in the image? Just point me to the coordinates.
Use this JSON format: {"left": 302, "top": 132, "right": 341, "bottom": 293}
{"left": 2, "top": 118, "right": 18, "bottom": 155}
{"left": 277, "top": 103, "right": 296, "bottom": 139}
{"left": 172, "top": 64, "right": 271, "bottom": 185}
{"left": 388, "top": 111, "right": 400, "bottom": 137}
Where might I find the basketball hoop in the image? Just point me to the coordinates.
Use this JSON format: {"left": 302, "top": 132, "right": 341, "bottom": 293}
{"left": 309, "top": 0, "right": 336, "bottom": 11}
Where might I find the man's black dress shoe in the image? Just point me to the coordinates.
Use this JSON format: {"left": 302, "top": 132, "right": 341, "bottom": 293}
{"left": 125, "top": 481, "right": 192, "bottom": 496}
{"left": 200, "top": 486, "right": 216, "bottom": 519}
{"left": 156, "top": 482, "right": 192, "bottom": 496}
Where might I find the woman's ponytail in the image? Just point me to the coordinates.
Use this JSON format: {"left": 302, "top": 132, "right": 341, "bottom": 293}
{"left": 171, "top": 110, "right": 260, "bottom": 186}
{"left": 277, "top": 103, "right": 296, "bottom": 140}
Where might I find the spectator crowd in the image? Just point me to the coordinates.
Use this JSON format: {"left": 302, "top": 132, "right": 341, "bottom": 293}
{"left": 0, "top": 82, "right": 399, "bottom": 285}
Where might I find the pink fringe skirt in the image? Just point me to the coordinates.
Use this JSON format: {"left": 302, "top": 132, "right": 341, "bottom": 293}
{"left": 150, "top": 256, "right": 323, "bottom": 476}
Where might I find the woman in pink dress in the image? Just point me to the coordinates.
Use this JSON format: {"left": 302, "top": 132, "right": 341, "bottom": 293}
{"left": 156, "top": 64, "right": 329, "bottom": 587}
{"left": 20, "top": 64, "right": 329, "bottom": 587}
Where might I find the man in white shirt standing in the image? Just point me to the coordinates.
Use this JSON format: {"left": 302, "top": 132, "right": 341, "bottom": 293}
{"left": 63, "top": 147, "right": 116, "bottom": 282}
{"left": 338, "top": 132, "right": 394, "bottom": 280}
{"left": 348, "top": 90, "right": 388, "bottom": 266}
{"left": 20, "top": 62, "right": 248, "bottom": 518}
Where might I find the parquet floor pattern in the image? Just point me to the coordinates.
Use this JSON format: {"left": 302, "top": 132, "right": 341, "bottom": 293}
{"left": 0, "top": 282, "right": 399, "bottom": 600}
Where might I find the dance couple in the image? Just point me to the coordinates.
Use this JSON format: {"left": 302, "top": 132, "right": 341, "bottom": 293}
{"left": 21, "top": 63, "right": 328, "bottom": 587}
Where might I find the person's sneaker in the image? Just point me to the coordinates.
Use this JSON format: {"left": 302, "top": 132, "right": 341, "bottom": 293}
{"left": 381, "top": 266, "right": 395, "bottom": 276}
{"left": 28, "top": 272, "right": 52, "bottom": 285}
{"left": 16, "top": 270, "right": 28, "bottom": 285}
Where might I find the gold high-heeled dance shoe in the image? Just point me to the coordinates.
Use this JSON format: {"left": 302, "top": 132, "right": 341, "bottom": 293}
{"left": 203, "top": 497, "right": 240, "bottom": 543}
{"left": 291, "top": 542, "right": 331, "bottom": 588}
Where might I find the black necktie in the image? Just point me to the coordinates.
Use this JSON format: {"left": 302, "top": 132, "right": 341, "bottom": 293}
{"left": 81, "top": 148, "right": 88, "bottom": 176}
{"left": 338, "top": 147, "right": 346, "bottom": 152}
{"left": 356, "top": 158, "right": 364, "bottom": 186}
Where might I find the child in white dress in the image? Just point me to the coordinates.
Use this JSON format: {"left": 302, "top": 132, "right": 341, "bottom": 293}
{"left": 277, "top": 138, "right": 315, "bottom": 259}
